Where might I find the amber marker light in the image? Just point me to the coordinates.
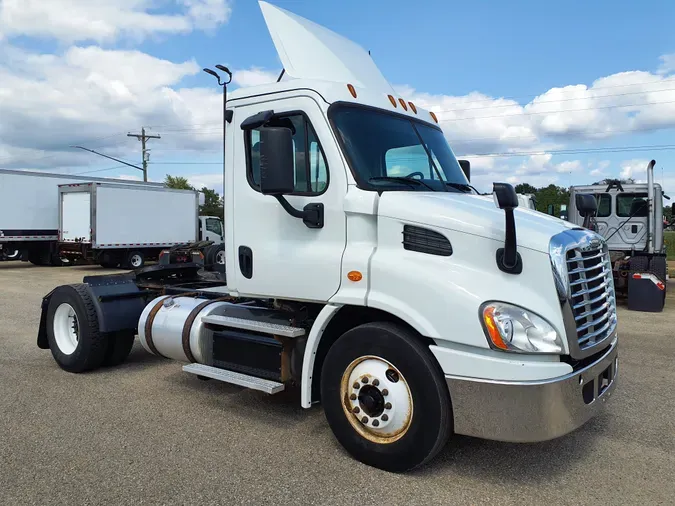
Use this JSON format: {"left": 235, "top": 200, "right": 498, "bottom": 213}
{"left": 408, "top": 102, "right": 417, "bottom": 114}
{"left": 388, "top": 94, "right": 397, "bottom": 107}
{"left": 398, "top": 98, "right": 408, "bottom": 110}
{"left": 482, "top": 306, "right": 509, "bottom": 350}
{"left": 429, "top": 111, "right": 439, "bottom": 123}
{"left": 347, "top": 84, "right": 357, "bottom": 98}
{"left": 347, "top": 271, "right": 363, "bottom": 282}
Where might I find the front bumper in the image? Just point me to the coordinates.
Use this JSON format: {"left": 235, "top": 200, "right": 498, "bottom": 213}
{"left": 445, "top": 337, "right": 618, "bottom": 442}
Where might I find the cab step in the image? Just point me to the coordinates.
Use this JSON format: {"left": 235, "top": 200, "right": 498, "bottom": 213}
{"left": 182, "top": 363, "right": 285, "bottom": 394}
{"left": 200, "top": 314, "right": 305, "bottom": 338}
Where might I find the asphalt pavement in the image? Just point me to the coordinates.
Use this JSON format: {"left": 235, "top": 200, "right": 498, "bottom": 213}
{"left": 1, "top": 262, "right": 673, "bottom": 505}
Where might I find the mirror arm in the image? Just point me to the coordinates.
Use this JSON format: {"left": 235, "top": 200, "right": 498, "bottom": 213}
{"left": 496, "top": 208, "right": 523, "bottom": 274}
{"left": 274, "top": 196, "right": 324, "bottom": 229}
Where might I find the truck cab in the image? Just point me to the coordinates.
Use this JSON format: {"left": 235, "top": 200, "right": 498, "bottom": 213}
{"left": 568, "top": 166, "right": 668, "bottom": 306}
{"left": 35, "top": 1, "right": 619, "bottom": 472}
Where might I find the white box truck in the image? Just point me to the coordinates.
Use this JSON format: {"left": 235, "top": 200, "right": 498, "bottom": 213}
{"left": 34, "top": 1, "right": 618, "bottom": 472}
{"left": 0, "top": 169, "right": 164, "bottom": 265}
{"left": 58, "top": 182, "right": 224, "bottom": 269}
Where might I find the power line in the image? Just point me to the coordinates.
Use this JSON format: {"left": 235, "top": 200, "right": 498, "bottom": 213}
{"left": 74, "top": 164, "right": 129, "bottom": 175}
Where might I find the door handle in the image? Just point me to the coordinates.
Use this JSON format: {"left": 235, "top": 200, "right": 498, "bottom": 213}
{"left": 238, "top": 246, "right": 253, "bottom": 279}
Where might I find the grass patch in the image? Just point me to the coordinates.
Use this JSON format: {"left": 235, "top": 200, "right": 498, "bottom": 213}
{"left": 666, "top": 231, "right": 675, "bottom": 261}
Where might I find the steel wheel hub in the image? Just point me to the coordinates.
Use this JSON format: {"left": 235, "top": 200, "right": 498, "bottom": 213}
{"left": 53, "top": 303, "right": 79, "bottom": 355}
{"left": 340, "top": 356, "right": 413, "bottom": 444}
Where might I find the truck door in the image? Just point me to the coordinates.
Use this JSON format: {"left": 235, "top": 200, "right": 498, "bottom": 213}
{"left": 231, "top": 96, "right": 347, "bottom": 301}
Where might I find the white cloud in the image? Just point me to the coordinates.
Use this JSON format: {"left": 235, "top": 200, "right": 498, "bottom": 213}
{"left": 657, "top": 53, "right": 675, "bottom": 75}
{"left": 232, "top": 67, "right": 280, "bottom": 88}
{"left": 619, "top": 159, "right": 650, "bottom": 180}
{"left": 589, "top": 160, "right": 611, "bottom": 177}
{"left": 0, "top": 0, "right": 232, "bottom": 44}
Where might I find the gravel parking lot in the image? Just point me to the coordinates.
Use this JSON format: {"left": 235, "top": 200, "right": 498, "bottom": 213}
{"left": 1, "top": 262, "right": 673, "bottom": 505}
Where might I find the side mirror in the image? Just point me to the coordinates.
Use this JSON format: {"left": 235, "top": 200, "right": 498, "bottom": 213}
{"left": 576, "top": 194, "right": 597, "bottom": 217}
{"left": 547, "top": 204, "right": 554, "bottom": 216}
{"left": 492, "top": 182, "right": 522, "bottom": 275}
{"left": 259, "top": 127, "right": 295, "bottom": 196}
{"left": 459, "top": 160, "right": 470, "bottom": 182}
{"left": 493, "top": 182, "right": 518, "bottom": 210}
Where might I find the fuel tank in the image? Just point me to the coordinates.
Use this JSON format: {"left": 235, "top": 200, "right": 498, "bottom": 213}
{"left": 138, "top": 295, "right": 233, "bottom": 363}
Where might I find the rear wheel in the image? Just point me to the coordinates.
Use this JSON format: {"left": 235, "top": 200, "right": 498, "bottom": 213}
{"left": 103, "top": 331, "right": 135, "bottom": 366}
{"left": 46, "top": 284, "right": 109, "bottom": 373}
{"left": 125, "top": 250, "right": 145, "bottom": 270}
{"left": 320, "top": 322, "right": 452, "bottom": 472}
{"left": 650, "top": 256, "right": 668, "bottom": 285}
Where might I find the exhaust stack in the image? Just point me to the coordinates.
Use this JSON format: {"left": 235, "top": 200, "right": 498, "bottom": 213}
{"left": 647, "top": 159, "right": 656, "bottom": 254}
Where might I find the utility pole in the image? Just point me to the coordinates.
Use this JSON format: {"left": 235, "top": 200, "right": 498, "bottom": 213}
{"left": 127, "top": 127, "right": 160, "bottom": 181}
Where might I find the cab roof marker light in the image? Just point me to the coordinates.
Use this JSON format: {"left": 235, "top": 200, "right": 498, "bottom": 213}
{"left": 429, "top": 111, "right": 439, "bottom": 123}
{"left": 408, "top": 102, "right": 417, "bottom": 114}
{"left": 398, "top": 98, "right": 408, "bottom": 111}
{"left": 388, "top": 95, "right": 397, "bottom": 107}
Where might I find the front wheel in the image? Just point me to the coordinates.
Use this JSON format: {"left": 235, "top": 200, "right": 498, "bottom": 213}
{"left": 320, "top": 322, "right": 452, "bottom": 472}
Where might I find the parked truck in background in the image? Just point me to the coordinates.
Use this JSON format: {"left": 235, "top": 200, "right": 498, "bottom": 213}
{"left": 517, "top": 193, "right": 537, "bottom": 210}
{"left": 567, "top": 160, "right": 669, "bottom": 309}
{"left": 34, "top": 1, "right": 619, "bottom": 472}
{"left": 58, "top": 182, "right": 224, "bottom": 269}
{"left": 0, "top": 169, "right": 164, "bottom": 266}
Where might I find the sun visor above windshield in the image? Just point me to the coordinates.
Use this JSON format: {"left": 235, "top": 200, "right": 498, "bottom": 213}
{"left": 259, "top": 1, "right": 396, "bottom": 93}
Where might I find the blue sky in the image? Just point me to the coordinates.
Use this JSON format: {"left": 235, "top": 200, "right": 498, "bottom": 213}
{"left": 1, "top": 0, "right": 674, "bottom": 195}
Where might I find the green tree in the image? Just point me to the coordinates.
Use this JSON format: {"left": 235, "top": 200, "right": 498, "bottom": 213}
{"left": 532, "top": 184, "right": 570, "bottom": 215}
{"left": 514, "top": 183, "right": 537, "bottom": 194}
{"left": 164, "top": 174, "right": 194, "bottom": 190}
{"left": 200, "top": 187, "right": 223, "bottom": 217}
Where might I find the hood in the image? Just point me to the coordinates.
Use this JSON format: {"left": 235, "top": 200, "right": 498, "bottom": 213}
{"left": 258, "top": 1, "right": 395, "bottom": 93}
{"left": 378, "top": 192, "right": 579, "bottom": 253}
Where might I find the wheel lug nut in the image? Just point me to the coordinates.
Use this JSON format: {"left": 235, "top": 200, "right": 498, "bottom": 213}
{"left": 353, "top": 406, "right": 360, "bottom": 414}
{"left": 381, "top": 414, "right": 389, "bottom": 421}
{"left": 385, "top": 402, "right": 392, "bottom": 410}
{"left": 353, "top": 382, "right": 360, "bottom": 389}
{"left": 372, "top": 420, "right": 379, "bottom": 427}
{"left": 372, "top": 379, "right": 379, "bottom": 386}
{"left": 349, "top": 393, "right": 357, "bottom": 401}
{"left": 382, "top": 389, "right": 389, "bottom": 396}
{"left": 361, "top": 377, "right": 368, "bottom": 384}
{"left": 361, "top": 416, "right": 369, "bottom": 424}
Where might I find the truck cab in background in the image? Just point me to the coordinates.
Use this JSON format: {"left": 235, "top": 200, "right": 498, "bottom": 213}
{"left": 35, "top": 1, "right": 619, "bottom": 472}
{"left": 568, "top": 161, "right": 669, "bottom": 309}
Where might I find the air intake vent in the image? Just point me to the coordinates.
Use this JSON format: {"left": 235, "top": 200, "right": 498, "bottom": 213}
{"left": 402, "top": 225, "right": 452, "bottom": 256}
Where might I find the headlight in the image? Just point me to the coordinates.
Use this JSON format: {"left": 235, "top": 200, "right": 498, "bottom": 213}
{"left": 480, "top": 302, "right": 564, "bottom": 354}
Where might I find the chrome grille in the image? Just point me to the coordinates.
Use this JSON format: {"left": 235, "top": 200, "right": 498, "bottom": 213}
{"left": 566, "top": 244, "right": 616, "bottom": 349}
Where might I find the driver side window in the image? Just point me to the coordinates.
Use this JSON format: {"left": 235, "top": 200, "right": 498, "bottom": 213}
{"left": 246, "top": 112, "right": 329, "bottom": 195}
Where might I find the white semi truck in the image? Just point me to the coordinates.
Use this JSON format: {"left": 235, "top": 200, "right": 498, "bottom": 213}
{"left": 567, "top": 160, "right": 669, "bottom": 310}
{"left": 57, "top": 182, "right": 224, "bottom": 269}
{"left": 0, "top": 169, "right": 164, "bottom": 265}
{"left": 35, "top": 1, "right": 619, "bottom": 472}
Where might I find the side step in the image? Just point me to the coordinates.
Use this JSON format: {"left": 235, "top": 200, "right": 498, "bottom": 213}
{"left": 200, "top": 315, "right": 305, "bottom": 338}
{"left": 182, "top": 363, "right": 285, "bottom": 394}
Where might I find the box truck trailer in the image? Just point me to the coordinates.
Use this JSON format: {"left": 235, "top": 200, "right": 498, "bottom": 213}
{"left": 34, "top": 1, "right": 618, "bottom": 472}
{"left": 0, "top": 169, "right": 163, "bottom": 265}
{"left": 57, "top": 182, "right": 224, "bottom": 269}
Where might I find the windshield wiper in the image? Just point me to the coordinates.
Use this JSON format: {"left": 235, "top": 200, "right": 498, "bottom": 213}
{"left": 369, "top": 176, "right": 436, "bottom": 191}
{"left": 446, "top": 181, "right": 479, "bottom": 194}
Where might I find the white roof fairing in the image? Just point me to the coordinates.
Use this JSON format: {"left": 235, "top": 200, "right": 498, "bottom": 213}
{"left": 258, "top": 1, "right": 396, "bottom": 94}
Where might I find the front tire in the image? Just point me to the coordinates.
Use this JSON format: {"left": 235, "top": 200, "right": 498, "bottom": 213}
{"left": 320, "top": 322, "right": 452, "bottom": 472}
{"left": 46, "top": 284, "right": 109, "bottom": 373}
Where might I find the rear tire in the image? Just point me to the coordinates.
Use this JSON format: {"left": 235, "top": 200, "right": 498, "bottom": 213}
{"left": 125, "top": 250, "right": 145, "bottom": 270}
{"left": 320, "top": 322, "right": 452, "bottom": 472}
{"left": 103, "top": 331, "right": 135, "bottom": 367}
{"left": 650, "top": 256, "right": 668, "bottom": 284}
{"left": 46, "top": 284, "right": 109, "bottom": 373}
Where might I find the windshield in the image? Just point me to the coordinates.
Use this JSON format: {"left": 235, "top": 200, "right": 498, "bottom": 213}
{"left": 330, "top": 104, "right": 470, "bottom": 192}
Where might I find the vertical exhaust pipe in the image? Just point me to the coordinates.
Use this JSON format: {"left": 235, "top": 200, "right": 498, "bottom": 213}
{"left": 647, "top": 159, "right": 655, "bottom": 254}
